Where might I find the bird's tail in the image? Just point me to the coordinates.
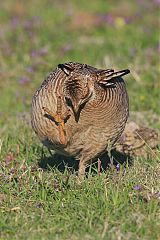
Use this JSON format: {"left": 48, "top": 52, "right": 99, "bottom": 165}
{"left": 98, "top": 69, "right": 130, "bottom": 86}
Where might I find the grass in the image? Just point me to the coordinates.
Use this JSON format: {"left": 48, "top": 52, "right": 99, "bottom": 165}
{"left": 0, "top": 0, "right": 160, "bottom": 239}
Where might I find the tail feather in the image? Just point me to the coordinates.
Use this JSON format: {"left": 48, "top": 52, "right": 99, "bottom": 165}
{"left": 98, "top": 69, "right": 130, "bottom": 85}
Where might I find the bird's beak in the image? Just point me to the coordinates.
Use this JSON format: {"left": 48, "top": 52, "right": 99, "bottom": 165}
{"left": 73, "top": 102, "right": 80, "bottom": 115}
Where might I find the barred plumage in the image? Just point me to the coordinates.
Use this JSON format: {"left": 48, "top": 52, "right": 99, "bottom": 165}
{"left": 31, "top": 62, "right": 130, "bottom": 178}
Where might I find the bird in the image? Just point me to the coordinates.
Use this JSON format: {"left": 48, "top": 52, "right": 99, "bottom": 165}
{"left": 116, "top": 121, "right": 159, "bottom": 158}
{"left": 31, "top": 62, "right": 130, "bottom": 179}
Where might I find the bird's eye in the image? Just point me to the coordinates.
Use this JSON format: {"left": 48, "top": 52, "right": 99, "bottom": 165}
{"left": 65, "top": 97, "right": 73, "bottom": 107}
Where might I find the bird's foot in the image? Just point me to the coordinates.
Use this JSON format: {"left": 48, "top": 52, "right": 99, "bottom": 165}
{"left": 42, "top": 106, "right": 71, "bottom": 145}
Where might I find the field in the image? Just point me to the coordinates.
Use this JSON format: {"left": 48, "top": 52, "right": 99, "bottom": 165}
{"left": 0, "top": 0, "right": 160, "bottom": 239}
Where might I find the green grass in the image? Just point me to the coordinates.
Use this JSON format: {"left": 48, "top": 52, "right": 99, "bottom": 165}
{"left": 0, "top": 0, "right": 160, "bottom": 239}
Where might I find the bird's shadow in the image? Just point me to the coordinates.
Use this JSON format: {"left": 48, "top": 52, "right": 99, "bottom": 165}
{"left": 38, "top": 149, "right": 133, "bottom": 174}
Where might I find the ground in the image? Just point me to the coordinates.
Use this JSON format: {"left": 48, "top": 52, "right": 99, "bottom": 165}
{"left": 0, "top": 0, "right": 160, "bottom": 239}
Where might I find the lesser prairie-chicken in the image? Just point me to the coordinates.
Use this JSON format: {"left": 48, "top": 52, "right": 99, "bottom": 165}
{"left": 31, "top": 62, "right": 130, "bottom": 178}
{"left": 116, "top": 121, "right": 159, "bottom": 158}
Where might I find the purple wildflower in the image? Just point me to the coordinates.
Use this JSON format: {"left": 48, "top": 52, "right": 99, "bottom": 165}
{"left": 60, "top": 43, "right": 72, "bottom": 54}
{"left": 99, "top": 14, "right": 115, "bottom": 25}
{"left": 154, "top": 191, "right": 160, "bottom": 198}
{"left": 11, "top": 17, "right": 19, "bottom": 28}
{"left": 134, "top": 185, "right": 141, "bottom": 191}
{"left": 154, "top": 0, "right": 160, "bottom": 5}
{"left": 23, "top": 20, "right": 33, "bottom": 30}
{"left": 19, "top": 76, "right": 30, "bottom": 85}
{"left": 31, "top": 49, "right": 37, "bottom": 58}
{"left": 31, "top": 47, "right": 48, "bottom": 58}
{"left": 116, "top": 163, "right": 120, "bottom": 171}
{"left": 124, "top": 17, "right": 132, "bottom": 24}
{"left": 26, "top": 66, "right": 34, "bottom": 73}
{"left": 143, "top": 26, "right": 151, "bottom": 34}
{"left": 105, "top": 14, "right": 114, "bottom": 25}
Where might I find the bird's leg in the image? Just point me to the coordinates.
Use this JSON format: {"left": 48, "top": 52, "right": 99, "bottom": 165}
{"left": 42, "top": 96, "right": 71, "bottom": 145}
{"left": 98, "top": 158, "right": 101, "bottom": 175}
{"left": 78, "top": 161, "right": 87, "bottom": 182}
{"left": 57, "top": 121, "right": 66, "bottom": 145}
{"left": 57, "top": 109, "right": 71, "bottom": 145}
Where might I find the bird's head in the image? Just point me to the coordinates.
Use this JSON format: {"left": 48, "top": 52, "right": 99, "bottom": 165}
{"left": 58, "top": 63, "right": 94, "bottom": 118}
